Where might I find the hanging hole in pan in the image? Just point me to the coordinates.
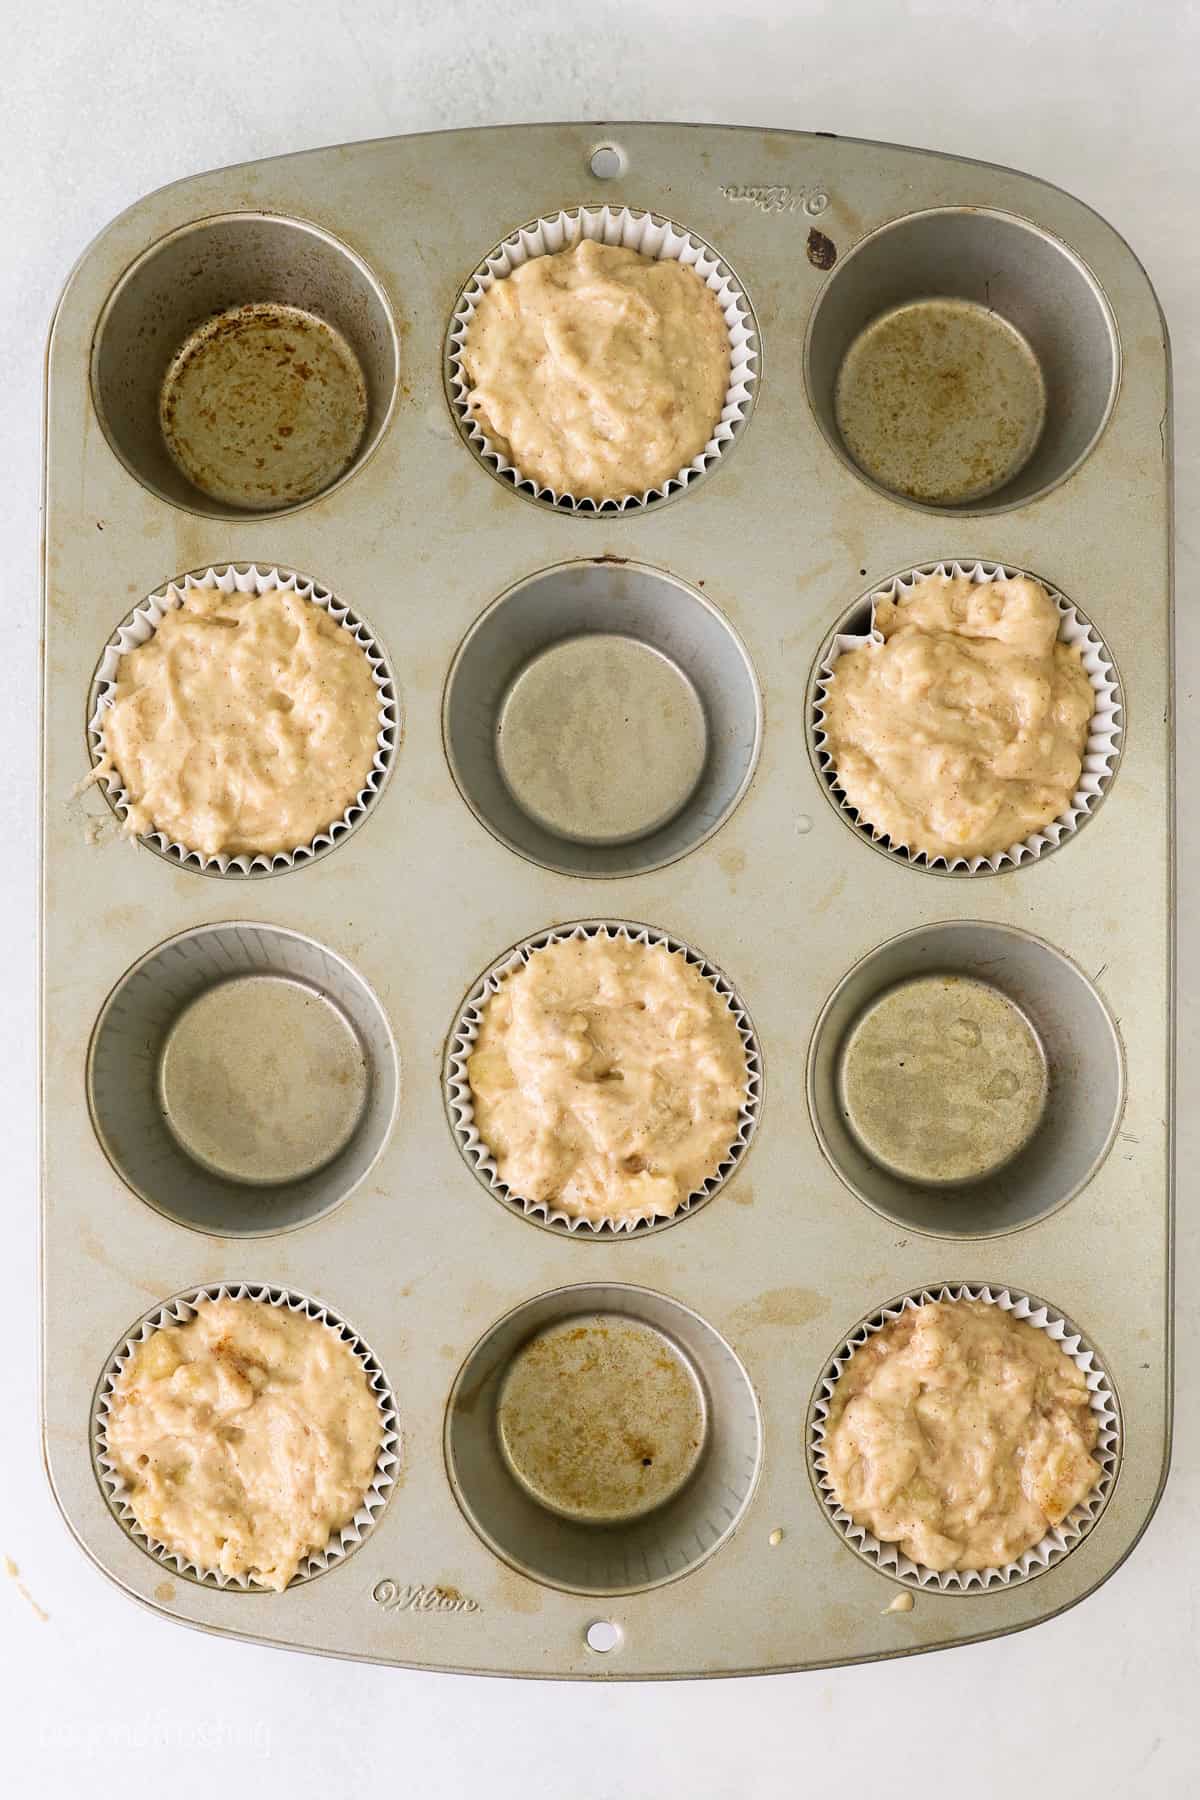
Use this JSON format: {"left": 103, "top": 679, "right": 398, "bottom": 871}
{"left": 589, "top": 144, "right": 626, "bottom": 180}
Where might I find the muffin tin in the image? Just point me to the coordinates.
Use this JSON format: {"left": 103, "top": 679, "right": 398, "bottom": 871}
{"left": 40, "top": 123, "right": 1172, "bottom": 1677}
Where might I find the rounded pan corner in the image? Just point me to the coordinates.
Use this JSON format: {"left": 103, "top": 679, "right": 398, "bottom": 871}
{"left": 38, "top": 1415, "right": 136, "bottom": 1607}
{"left": 803, "top": 127, "right": 1171, "bottom": 386}
{"left": 44, "top": 167, "right": 225, "bottom": 364}
{"left": 44, "top": 140, "right": 384, "bottom": 409}
{"left": 972, "top": 1462, "right": 1176, "bottom": 1653}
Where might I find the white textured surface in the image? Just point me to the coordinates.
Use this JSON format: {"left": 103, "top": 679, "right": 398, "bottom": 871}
{"left": 3, "top": 1, "right": 1197, "bottom": 1793}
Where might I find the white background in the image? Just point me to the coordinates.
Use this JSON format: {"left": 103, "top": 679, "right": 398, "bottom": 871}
{"left": 3, "top": 2, "right": 1196, "bottom": 1793}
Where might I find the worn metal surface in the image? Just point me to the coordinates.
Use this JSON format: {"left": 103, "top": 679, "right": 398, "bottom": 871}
{"left": 833, "top": 298, "right": 1048, "bottom": 505}
{"left": 445, "top": 1283, "right": 760, "bottom": 1595}
{"left": 443, "top": 560, "right": 761, "bottom": 878}
{"left": 90, "top": 211, "right": 397, "bottom": 517}
{"left": 159, "top": 301, "right": 368, "bottom": 510}
{"left": 807, "top": 922, "right": 1126, "bottom": 1238}
{"left": 156, "top": 974, "right": 369, "bottom": 1187}
{"left": 85, "top": 922, "right": 398, "bottom": 1236}
{"left": 804, "top": 205, "right": 1121, "bottom": 515}
{"left": 495, "top": 635, "right": 709, "bottom": 847}
{"left": 496, "top": 1314, "right": 708, "bottom": 1525}
{"left": 836, "top": 973, "right": 1049, "bottom": 1187}
{"left": 41, "top": 123, "right": 1172, "bottom": 1678}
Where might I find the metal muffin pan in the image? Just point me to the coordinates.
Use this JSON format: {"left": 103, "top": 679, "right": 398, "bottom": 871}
{"left": 41, "top": 123, "right": 1172, "bottom": 1678}
{"left": 443, "top": 560, "right": 761, "bottom": 877}
{"left": 87, "top": 923, "right": 400, "bottom": 1235}
{"left": 803, "top": 206, "right": 1121, "bottom": 511}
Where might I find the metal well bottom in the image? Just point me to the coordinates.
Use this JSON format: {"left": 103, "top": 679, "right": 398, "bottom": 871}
{"left": 159, "top": 301, "right": 368, "bottom": 509}
{"left": 445, "top": 1283, "right": 761, "bottom": 1595}
{"left": 443, "top": 561, "right": 761, "bottom": 879}
{"left": 807, "top": 923, "right": 1124, "bottom": 1238}
{"left": 87, "top": 924, "right": 398, "bottom": 1236}
{"left": 496, "top": 1314, "right": 708, "bottom": 1524}
{"left": 158, "top": 974, "right": 369, "bottom": 1187}
{"left": 496, "top": 635, "right": 708, "bottom": 847}
{"left": 834, "top": 297, "right": 1047, "bottom": 505}
{"left": 837, "top": 973, "right": 1048, "bottom": 1187}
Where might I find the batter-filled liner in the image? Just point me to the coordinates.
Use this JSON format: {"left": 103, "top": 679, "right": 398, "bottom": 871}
{"left": 811, "top": 561, "right": 1122, "bottom": 873}
{"left": 445, "top": 205, "right": 758, "bottom": 513}
{"left": 92, "top": 1283, "right": 400, "bottom": 1591}
{"left": 808, "top": 1283, "right": 1120, "bottom": 1591}
{"left": 86, "top": 564, "right": 398, "bottom": 877}
{"left": 445, "top": 921, "right": 761, "bottom": 1234}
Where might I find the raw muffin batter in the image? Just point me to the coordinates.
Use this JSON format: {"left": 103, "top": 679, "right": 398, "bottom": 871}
{"left": 824, "top": 1298, "right": 1103, "bottom": 1573}
{"left": 460, "top": 239, "right": 730, "bottom": 500}
{"left": 96, "top": 584, "right": 381, "bottom": 857}
{"left": 106, "top": 1298, "right": 382, "bottom": 1590}
{"left": 821, "top": 573, "right": 1094, "bottom": 860}
{"left": 467, "top": 935, "right": 748, "bottom": 1226}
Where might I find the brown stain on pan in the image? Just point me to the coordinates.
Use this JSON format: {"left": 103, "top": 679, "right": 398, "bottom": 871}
{"left": 81, "top": 1236, "right": 167, "bottom": 1303}
{"left": 834, "top": 297, "right": 1047, "bottom": 505}
{"left": 495, "top": 1316, "right": 707, "bottom": 1524}
{"left": 492, "top": 1567, "right": 544, "bottom": 1615}
{"left": 731, "top": 1287, "right": 830, "bottom": 1329}
{"left": 806, "top": 229, "right": 837, "bottom": 271}
{"left": 159, "top": 302, "right": 368, "bottom": 509}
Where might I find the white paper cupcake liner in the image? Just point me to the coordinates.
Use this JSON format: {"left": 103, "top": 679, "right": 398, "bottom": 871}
{"left": 445, "top": 205, "right": 759, "bottom": 512}
{"left": 92, "top": 1283, "right": 400, "bottom": 1592}
{"left": 445, "top": 920, "right": 762, "bottom": 1235}
{"left": 87, "top": 564, "right": 399, "bottom": 876}
{"left": 812, "top": 561, "right": 1123, "bottom": 873}
{"left": 808, "top": 1282, "right": 1121, "bottom": 1593}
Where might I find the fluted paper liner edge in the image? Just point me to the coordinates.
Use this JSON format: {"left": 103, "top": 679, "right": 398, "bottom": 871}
{"left": 446, "top": 205, "right": 758, "bottom": 511}
{"left": 93, "top": 1283, "right": 400, "bottom": 1591}
{"left": 808, "top": 1282, "right": 1120, "bottom": 1592}
{"left": 445, "top": 921, "right": 762, "bottom": 1234}
{"left": 813, "top": 562, "right": 1123, "bottom": 873}
{"left": 86, "top": 564, "right": 398, "bottom": 876}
